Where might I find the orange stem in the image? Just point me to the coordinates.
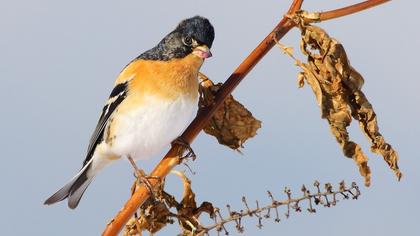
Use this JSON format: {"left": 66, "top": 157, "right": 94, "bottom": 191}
{"left": 316, "top": 0, "right": 391, "bottom": 22}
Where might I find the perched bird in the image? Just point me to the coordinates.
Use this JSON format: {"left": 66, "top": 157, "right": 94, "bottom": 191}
{"left": 44, "top": 16, "right": 215, "bottom": 209}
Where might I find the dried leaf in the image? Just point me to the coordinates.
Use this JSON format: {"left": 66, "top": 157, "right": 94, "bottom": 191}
{"left": 283, "top": 14, "right": 402, "bottom": 185}
{"left": 136, "top": 200, "right": 173, "bottom": 234}
{"left": 124, "top": 171, "right": 214, "bottom": 236}
{"left": 198, "top": 73, "right": 262, "bottom": 150}
{"left": 172, "top": 170, "right": 214, "bottom": 235}
{"left": 124, "top": 181, "right": 173, "bottom": 235}
{"left": 300, "top": 65, "right": 324, "bottom": 107}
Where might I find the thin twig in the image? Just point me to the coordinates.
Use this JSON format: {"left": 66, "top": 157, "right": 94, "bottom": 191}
{"left": 305, "top": 0, "right": 391, "bottom": 23}
{"left": 202, "top": 181, "right": 360, "bottom": 234}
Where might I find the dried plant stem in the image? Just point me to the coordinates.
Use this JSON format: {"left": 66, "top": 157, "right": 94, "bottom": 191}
{"left": 201, "top": 182, "right": 360, "bottom": 234}
{"left": 102, "top": 0, "right": 389, "bottom": 235}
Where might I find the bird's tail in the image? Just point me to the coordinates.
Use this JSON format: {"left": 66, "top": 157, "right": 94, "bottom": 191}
{"left": 44, "top": 162, "right": 94, "bottom": 209}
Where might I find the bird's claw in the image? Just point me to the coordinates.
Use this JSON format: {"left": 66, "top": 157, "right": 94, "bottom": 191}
{"left": 127, "top": 156, "right": 161, "bottom": 200}
{"left": 171, "top": 136, "right": 196, "bottom": 161}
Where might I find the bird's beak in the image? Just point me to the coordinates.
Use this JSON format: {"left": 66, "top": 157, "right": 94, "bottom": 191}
{"left": 193, "top": 45, "right": 212, "bottom": 59}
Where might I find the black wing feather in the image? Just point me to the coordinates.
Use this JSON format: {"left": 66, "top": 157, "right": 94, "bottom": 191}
{"left": 82, "top": 81, "right": 128, "bottom": 166}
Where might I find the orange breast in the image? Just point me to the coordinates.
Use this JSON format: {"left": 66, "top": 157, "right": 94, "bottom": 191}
{"left": 115, "top": 54, "right": 203, "bottom": 101}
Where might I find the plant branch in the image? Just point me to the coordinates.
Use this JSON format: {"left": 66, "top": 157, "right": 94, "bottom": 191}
{"left": 102, "top": 0, "right": 390, "bottom": 234}
{"left": 201, "top": 181, "right": 360, "bottom": 235}
{"left": 304, "top": 0, "right": 391, "bottom": 23}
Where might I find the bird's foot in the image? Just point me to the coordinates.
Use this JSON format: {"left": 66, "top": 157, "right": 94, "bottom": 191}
{"left": 127, "top": 156, "right": 161, "bottom": 200}
{"left": 171, "top": 136, "right": 196, "bottom": 161}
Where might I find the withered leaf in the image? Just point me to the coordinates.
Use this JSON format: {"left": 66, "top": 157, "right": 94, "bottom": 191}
{"left": 283, "top": 14, "right": 402, "bottom": 186}
{"left": 198, "top": 73, "right": 262, "bottom": 150}
{"left": 124, "top": 171, "right": 214, "bottom": 236}
{"left": 172, "top": 170, "right": 214, "bottom": 235}
{"left": 124, "top": 181, "right": 173, "bottom": 236}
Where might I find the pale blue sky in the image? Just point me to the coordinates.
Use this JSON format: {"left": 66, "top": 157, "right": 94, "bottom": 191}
{"left": 1, "top": 0, "right": 419, "bottom": 235}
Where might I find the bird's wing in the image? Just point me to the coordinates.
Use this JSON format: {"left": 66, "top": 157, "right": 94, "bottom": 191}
{"left": 82, "top": 58, "right": 143, "bottom": 166}
{"left": 82, "top": 80, "right": 129, "bottom": 166}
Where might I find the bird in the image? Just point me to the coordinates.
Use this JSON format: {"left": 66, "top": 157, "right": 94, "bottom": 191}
{"left": 44, "top": 16, "right": 215, "bottom": 209}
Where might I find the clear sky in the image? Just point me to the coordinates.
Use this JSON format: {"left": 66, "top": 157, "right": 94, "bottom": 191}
{"left": 1, "top": 0, "right": 419, "bottom": 235}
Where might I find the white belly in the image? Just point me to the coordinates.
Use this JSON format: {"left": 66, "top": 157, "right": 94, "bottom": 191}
{"left": 107, "top": 95, "right": 198, "bottom": 160}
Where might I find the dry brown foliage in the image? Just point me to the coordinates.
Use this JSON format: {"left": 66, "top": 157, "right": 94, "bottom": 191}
{"left": 277, "top": 11, "right": 402, "bottom": 186}
{"left": 198, "top": 73, "right": 262, "bottom": 150}
{"left": 124, "top": 171, "right": 214, "bottom": 236}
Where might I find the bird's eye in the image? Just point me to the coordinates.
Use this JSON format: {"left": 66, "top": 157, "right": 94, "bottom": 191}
{"left": 183, "top": 36, "right": 193, "bottom": 46}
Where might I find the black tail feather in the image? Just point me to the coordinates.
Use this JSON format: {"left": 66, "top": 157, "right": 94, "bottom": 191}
{"left": 44, "top": 163, "right": 94, "bottom": 209}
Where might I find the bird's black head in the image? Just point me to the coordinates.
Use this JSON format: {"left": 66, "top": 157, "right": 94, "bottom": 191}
{"left": 138, "top": 16, "right": 215, "bottom": 61}
{"left": 175, "top": 16, "right": 215, "bottom": 49}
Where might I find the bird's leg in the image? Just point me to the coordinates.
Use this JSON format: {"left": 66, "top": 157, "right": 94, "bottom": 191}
{"left": 171, "top": 136, "right": 196, "bottom": 161}
{"left": 127, "top": 156, "right": 161, "bottom": 199}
